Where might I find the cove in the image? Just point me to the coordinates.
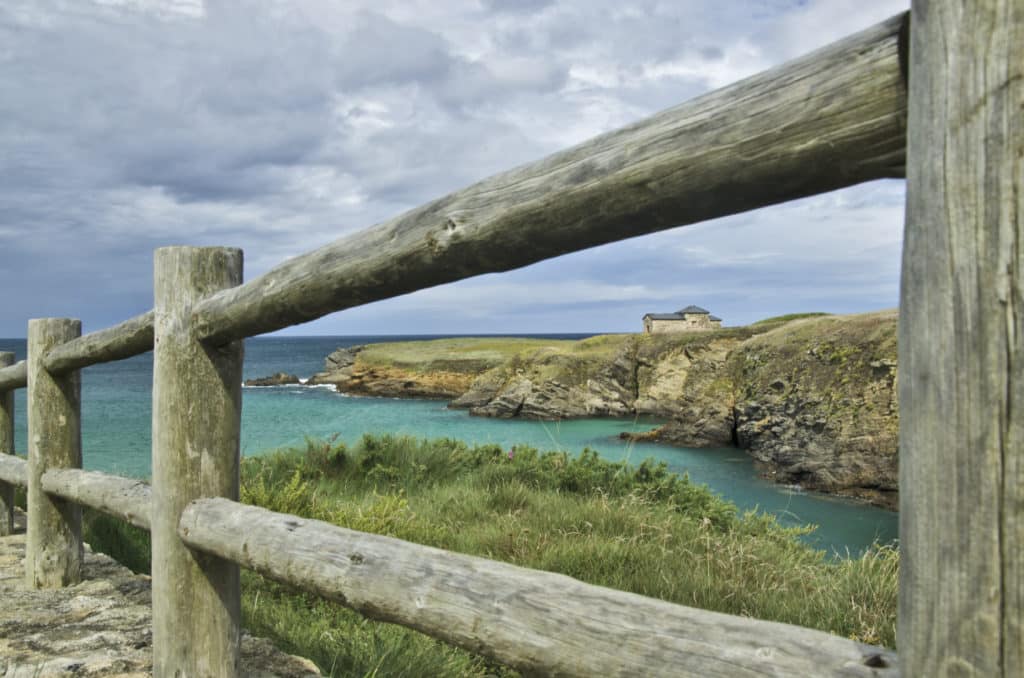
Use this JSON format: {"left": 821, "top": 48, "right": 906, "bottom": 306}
{"left": 0, "top": 336, "right": 897, "bottom": 557}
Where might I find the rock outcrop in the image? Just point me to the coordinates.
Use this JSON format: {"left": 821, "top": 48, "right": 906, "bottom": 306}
{"left": 310, "top": 342, "right": 505, "bottom": 399}
{"left": 626, "top": 312, "right": 898, "bottom": 507}
{"left": 729, "top": 311, "right": 898, "bottom": 507}
{"left": 452, "top": 339, "right": 637, "bottom": 418}
{"left": 0, "top": 511, "right": 321, "bottom": 677}
{"left": 308, "top": 346, "right": 363, "bottom": 388}
{"left": 245, "top": 372, "right": 301, "bottom": 387}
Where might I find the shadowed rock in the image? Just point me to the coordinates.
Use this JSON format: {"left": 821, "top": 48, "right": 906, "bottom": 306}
{"left": 244, "top": 372, "right": 301, "bottom": 387}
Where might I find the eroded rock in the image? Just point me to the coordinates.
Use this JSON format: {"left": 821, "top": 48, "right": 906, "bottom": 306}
{"left": 244, "top": 372, "right": 301, "bottom": 387}
{"left": 0, "top": 512, "right": 321, "bottom": 677}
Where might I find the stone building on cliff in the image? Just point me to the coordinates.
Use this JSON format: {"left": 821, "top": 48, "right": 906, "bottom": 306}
{"left": 642, "top": 305, "right": 723, "bottom": 334}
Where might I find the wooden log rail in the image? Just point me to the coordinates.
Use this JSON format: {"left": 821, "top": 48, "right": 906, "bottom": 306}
{"left": 0, "top": 455, "right": 150, "bottom": 532}
{"left": 0, "top": 312, "right": 153, "bottom": 391}
{"left": 0, "top": 352, "right": 15, "bottom": 535}
{"left": 0, "top": 453, "right": 26, "bottom": 487}
{"left": 179, "top": 498, "right": 899, "bottom": 677}
{"left": 43, "top": 311, "right": 154, "bottom": 375}
{"left": 0, "top": 360, "right": 27, "bottom": 392}
{"left": 41, "top": 468, "right": 151, "bottom": 531}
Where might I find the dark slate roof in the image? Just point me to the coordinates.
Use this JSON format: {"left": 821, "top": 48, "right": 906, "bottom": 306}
{"left": 677, "top": 305, "right": 710, "bottom": 314}
{"left": 643, "top": 313, "right": 684, "bottom": 320}
{"left": 709, "top": 315, "right": 722, "bottom": 322}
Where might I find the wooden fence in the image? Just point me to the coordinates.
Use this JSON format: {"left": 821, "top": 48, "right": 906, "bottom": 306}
{"left": 0, "top": 4, "right": 1019, "bottom": 676}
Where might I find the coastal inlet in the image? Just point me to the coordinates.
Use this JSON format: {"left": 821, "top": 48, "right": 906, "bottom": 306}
{"left": 0, "top": 315, "right": 898, "bottom": 557}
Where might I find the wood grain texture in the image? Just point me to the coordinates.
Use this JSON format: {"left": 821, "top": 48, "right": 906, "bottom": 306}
{"left": 151, "top": 247, "right": 243, "bottom": 678}
{"left": 26, "top": 318, "right": 83, "bottom": 589}
{"left": 0, "top": 453, "right": 27, "bottom": 487}
{"left": 181, "top": 498, "right": 899, "bottom": 678}
{"left": 899, "top": 1, "right": 1023, "bottom": 675}
{"left": 0, "top": 352, "right": 15, "bottom": 536}
{"left": 0, "top": 360, "right": 27, "bottom": 392}
{"left": 41, "top": 468, "right": 151, "bottom": 531}
{"left": 43, "top": 311, "right": 154, "bottom": 375}
{"left": 192, "top": 13, "right": 909, "bottom": 345}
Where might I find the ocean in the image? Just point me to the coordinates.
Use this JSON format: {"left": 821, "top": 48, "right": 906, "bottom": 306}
{"left": 0, "top": 335, "right": 897, "bottom": 556}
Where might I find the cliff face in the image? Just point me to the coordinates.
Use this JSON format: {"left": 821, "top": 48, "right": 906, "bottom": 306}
{"left": 729, "top": 311, "right": 898, "bottom": 507}
{"left": 312, "top": 312, "right": 899, "bottom": 507}
{"left": 308, "top": 340, "right": 529, "bottom": 399}
{"left": 451, "top": 335, "right": 637, "bottom": 418}
{"left": 633, "top": 312, "right": 898, "bottom": 507}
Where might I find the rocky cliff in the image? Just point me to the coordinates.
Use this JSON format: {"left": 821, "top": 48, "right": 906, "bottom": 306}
{"left": 310, "top": 312, "right": 898, "bottom": 507}
{"left": 735, "top": 312, "right": 898, "bottom": 507}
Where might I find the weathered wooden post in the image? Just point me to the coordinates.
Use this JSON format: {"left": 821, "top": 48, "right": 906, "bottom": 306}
{"left": 25, "top": 319, "right": 83, "bottom": 587}
{"left": 900, "top": 1, "right": 1022, "bottom": 675}
{"left": 151, "top": 247, "right": 244, "bottom": 677}
{"left": 0, "top": 351, "right": 15, "bottom": 536}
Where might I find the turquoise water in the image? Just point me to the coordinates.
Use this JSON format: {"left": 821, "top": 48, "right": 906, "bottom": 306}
{"left": 0, "top": 335, "right": 897, "bottom": 556}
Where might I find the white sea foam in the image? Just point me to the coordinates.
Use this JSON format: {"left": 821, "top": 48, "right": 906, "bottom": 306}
{"left": 305, "top": 383, "right": 337, "bottom": 391}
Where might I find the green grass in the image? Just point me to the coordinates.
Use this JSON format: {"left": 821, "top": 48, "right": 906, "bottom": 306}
{"left": 83, "top": 434, "right": 898, "bottom": 676}
{"left": 752, "top": 312, "right": 832, "bottom": 326}
{"left": 356, "top": 337, "right": 578, "bottom": 374}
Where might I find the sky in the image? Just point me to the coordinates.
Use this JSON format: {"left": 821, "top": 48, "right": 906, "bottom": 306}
{"left": 0, "top": 0, "right": 910, "bottom": 337}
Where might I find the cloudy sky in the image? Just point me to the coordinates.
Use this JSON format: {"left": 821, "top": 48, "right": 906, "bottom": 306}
{"left": 0, "top": 0, "right": 909, "bottom": 337}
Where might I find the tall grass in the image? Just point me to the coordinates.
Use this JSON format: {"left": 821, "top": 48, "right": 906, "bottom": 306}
{"left": 751, "top": 312, "right": 832, "bottom": 325}
{"left": 83, "top": 434, "right": 898, "bottom": 676}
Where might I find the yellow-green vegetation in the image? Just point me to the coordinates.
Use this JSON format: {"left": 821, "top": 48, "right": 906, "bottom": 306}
{"left": 751, "top": 312, "right": 832, "bottom": 326}
{"left": 736, "top": 311, "right": 897, "bottom": 422}
{"left": 511, "top": 334, "right": 634, "bottom": 383}
{"left": 355, "top": 337, "right": 581, "bottom": 374}
{"left": 345, "top": 315, "right": 839, "bottom": 390}
{"left": 83, "top": 435, "right": 898, "bottom": 676}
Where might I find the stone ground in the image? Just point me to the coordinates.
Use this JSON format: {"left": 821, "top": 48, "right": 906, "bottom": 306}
{"left": 0, "top": 511, "right": 321, "bottom": 677}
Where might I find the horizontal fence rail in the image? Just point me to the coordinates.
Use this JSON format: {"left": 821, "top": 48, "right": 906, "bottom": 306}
{"left": 191, "top": 12, "right": 909, "bottom": 345}
{"left": 0, "top": 313, "right": 154, "bottom": 388}
{"left": 0, "top": 458, "right": 150, "bottom": 531}
{"left": 0, "top": 454, "right": 26, "bottom": 487}
{"left": 0, "top": 361, "right": 27, "bottom": 392}
{"left": 41, "top": 468, "right": 151, "bottom": 531}
{"left": 43, "top": 311, "right": 154, "bottom": 375}
{"left": 180, "top": 498, "right": 899, "bottom": 677}
{"left": 0, "top": 352, "right": 13, "bottom": 536}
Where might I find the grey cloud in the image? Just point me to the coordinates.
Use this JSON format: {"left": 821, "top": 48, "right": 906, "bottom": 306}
{"left": 480, "top": 0, "right": 555, "bottom": 13}
{"left": 3, "top": 1, "right": 338, "bottom": 204}
{"left": 334, "top": 12, "right": 453, "bottom": 88}
{"left": 700, "top": 46, "right": 725, "bottom": 61}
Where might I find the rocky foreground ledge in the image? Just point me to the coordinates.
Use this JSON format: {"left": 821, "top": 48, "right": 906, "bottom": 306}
{"left": 0, "top": 511, "right": 320, "bottom": 677}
